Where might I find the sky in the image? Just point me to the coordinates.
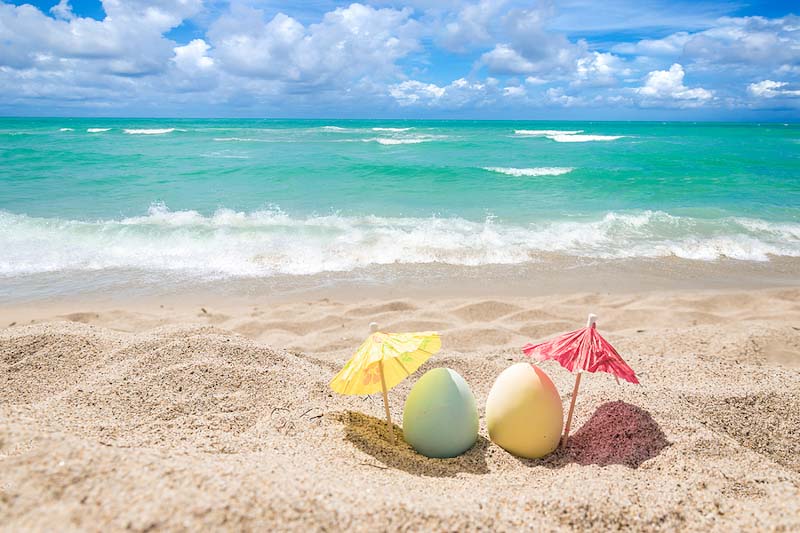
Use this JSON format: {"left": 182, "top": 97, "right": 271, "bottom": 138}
{"left": 0, "top": 0, "right": 798, "bottom": 119}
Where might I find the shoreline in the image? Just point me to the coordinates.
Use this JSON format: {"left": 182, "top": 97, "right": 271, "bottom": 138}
{"left": 3, "top": 255, "right": 800, "bottom": 307}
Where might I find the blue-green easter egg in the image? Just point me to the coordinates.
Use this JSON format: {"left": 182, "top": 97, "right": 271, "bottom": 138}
{"left": 403, "top": 368, "right": 479, "bottom": 458}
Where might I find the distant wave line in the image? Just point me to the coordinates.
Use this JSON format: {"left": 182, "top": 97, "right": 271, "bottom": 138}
{"left": 123, "top": 128, "right": 184, "bottom": 135}
{"left": 483, "top": 167, "right": 575, "bottom": 176}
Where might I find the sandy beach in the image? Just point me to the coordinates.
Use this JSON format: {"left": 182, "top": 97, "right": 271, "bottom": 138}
{"left": 3, "top": 0, "right": 800, "bottom": 529}
{"left": 2, "top": 283, "right": 799, "bottom": 531}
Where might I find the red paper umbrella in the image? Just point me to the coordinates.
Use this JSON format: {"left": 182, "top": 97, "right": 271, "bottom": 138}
{"left": 522, "top": 314, "right": 638, "bottom": 447}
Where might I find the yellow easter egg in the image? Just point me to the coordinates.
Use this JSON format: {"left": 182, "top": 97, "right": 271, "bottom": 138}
{"left": 486, "top": 363, "right": 563, "bottom": 458}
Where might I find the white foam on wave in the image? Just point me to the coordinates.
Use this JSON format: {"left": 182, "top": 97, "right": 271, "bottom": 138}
{"left": 372, "top": 127, "right": 412, "bottom": 132}
{"left": 367, "top": 134, "right": 445, "bottom": 145}
{"left": 319, "top": 126, "right": 349, "bottom": 131}
{"left": 59, "top": 128, "right": 74, "bottom": 132}
{"left": 370, "top": 137, "right": 429, "bottom": 145}
{"left": 87, "top": 128, "right": 111, "bottom": 133}
{"left": 2, "top": 207, "right": 799, "bottom": 279}
{"left": 513, "top": 129, "right": 623, "bottom": 142}
{"left": 483, "top": 167, "right": 575, "bottom": 177}
{"left": 123, "top": 128, "right": 180, "bottom": 135}
{"left": 214, "top": 137, "right": 270, "bottom": 142}
{"left": 547, "top": 134, "right": 624, "bottom": 143}
{"left": 514, "top": 129, "right": 583, "bottom": 136}
{"left": 200, "top": 152, "right": 250, "bottom": 159}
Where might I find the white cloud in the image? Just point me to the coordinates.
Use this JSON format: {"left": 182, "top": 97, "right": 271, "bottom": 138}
{"left": 389, "top": 77, "right": 504, "bottom": 108}
{"left": 545, "top": 87, "right": 581, "bottom": 107}
{"left": 487, "top": 4, "right": 584, "bottom": 76}
{"left": 478, "top": 5, "right": 628, "bottom": 90}
{"left": 50, "top": 0, "right": 74, "bottom": 20}
{"left": 682, "top": 16, "right": 800, "bottom": 67}
{"left": 0, "top": 2, "right": 796, "bottom": 117}
{"left": 525, "top": 76, "right": 547, "bottom": 85}
{"left": 550, "top": 0, "right": 732, "bottom": 34}
{"left": 480, "top": 44, "right": 536, "bottom": 74}
{"left": 443, "top": 77, "right": 497, "bottom": 107}
{"left": 0, "top": 0, "right": 202, "bottom": 75}
{"left": 389, "top": 80, "right": 446, "bottom": 105}
{"left": 636, "top": 64, "right": 713, "bottom": 104}
{"left": 573, "top": 52, "right": 628, "bottom": 86}
{"left": 439, "top": 0, "right": 507, "bottom": 52}
{"left": 502, "top": 85, "right": 525, "bottom": 97}
{"left": 208, "top": 4, "right": 420, "bottom": 85}
{"left": 748, "top": 80, "right": 800, "bottom": 98}
{"left": 613, "top": 32, "right": 691, "bottom": 57}
{"left": 173, "top": 39, "right": 214, "bottom": 72}
{"left": 616, "top": 15, "right": 800, "bottom": 71}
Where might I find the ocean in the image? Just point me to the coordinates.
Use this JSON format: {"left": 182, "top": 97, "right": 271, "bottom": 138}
{"left": 1, "top": 118, "right": 799, "bottom": 298}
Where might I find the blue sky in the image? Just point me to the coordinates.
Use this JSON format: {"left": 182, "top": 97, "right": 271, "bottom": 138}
{"left": 0, "top": 0, "right": 798, "bottom": 119}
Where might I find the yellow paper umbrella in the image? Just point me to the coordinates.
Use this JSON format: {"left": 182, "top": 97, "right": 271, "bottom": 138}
{"left": 330, "top": 322, "right": 441, "bottom": 444}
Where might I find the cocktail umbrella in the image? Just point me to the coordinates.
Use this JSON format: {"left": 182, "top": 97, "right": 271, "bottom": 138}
{"left": 522, "top": 314, "right": 638, "bottom": 447}
{"left": 330, "top": 322, "right": 441, "bottom": 444}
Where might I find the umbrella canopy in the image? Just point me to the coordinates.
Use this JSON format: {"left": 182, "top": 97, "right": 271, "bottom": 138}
{"left": 521, "top": 314, "right": 638, "bottom": 447}
{"left": 330, "top": 323, "right": 441, "bottom": 443}
{"left": 522, "top": 316, "right": 638, "bottom": 384}
{"left": 330, "top": 330, "right": 441, "bottom": 395}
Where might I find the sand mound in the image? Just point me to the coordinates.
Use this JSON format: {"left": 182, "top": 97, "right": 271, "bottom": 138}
{"left": 0, "top": 323, "right": 120, "bottom": 403}
{"left": 2, "top": 289, "right": 800, "bottom": 530}
{"left": 451, "top": 300, "right": 523, "bottom": 322}
{"left": 689, "top": 392, "right": 800, "bottom": 473}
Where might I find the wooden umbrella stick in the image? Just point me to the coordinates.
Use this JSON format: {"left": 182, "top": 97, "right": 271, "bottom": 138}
{"left": 561, "top": 372, "right": 581, "bottom": 448}
{"left": 561, "top": 314, "right": 597, "bottom": 448}
{"left": 378, "top": 360, "right": 395, "bottom": 445}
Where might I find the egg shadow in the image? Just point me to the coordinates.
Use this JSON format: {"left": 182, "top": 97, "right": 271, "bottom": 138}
{"left": 518, "top": 401, "right": 670, "bottom": 469}
{"left": 337, "top": 411, "right": 490, "bottom": 477}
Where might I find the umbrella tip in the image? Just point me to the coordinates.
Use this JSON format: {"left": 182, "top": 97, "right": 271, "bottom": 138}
{"left": 586, "top": 314, "right": 598, "bottom": 328}
{"left": 369, "top": 322, "right": 379, "bottom": 333}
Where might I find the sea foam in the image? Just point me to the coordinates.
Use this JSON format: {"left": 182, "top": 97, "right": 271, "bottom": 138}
{"left": 2, "top": 207, "right": 799, "bottom": 280}
{"left": 547, "top": 134, "right": 624, "bottom": 143}
{"left": 370, "top": 137, "right": 429, "bottom": 145}
{"left": 213, "top": 137, "right": 271, "bottom": 142}
{"left": 123, "top": 128, "right": 177, "bottom": 135}
{"left": 514, "top": 130, "right": 583, "bottom": 136}
{"left": 372, "top": 127, "right": 412, "bottom": 132}
{"left": 513, "top": 130, "right": 623, "bottom": 142}
{"left": 367, "top": 134, "right": 444, "bottom": 145}
{"left": 483, "top": 167, "right": 575, "bottom": 176}
{"left": 87, "top": 128, "right": 111, "bottom": 133}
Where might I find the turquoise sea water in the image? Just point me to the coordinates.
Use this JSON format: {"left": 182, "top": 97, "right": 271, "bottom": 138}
{"left": 1, "top": 118, "right": 799, "bottom": 286}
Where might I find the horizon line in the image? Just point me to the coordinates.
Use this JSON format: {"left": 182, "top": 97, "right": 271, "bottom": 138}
{"left": 1, "top": 116, "right": 797, "bottom": 124}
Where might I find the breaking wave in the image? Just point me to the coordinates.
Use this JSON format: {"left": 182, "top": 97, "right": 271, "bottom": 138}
{"left": 513, "top": 130, "right": 623, "bottom": 142}
{"left": 213, "top": 137, "right": 271, "bottom": 142}
{"left": 2, "top": 206, "right": 798, "bottom": 279}
{"left": 514, "top": 130, "right": 583, "bottom": 136}
{"left": 369, "top": 137, "right": 431, "bottom": 145}
{"left": 548, "top": 134, "right": 624, "bottom": 143}
{"left": 123, "top": 128, "right": 180, "bottom": 135}
{"left": 483, "top": 167, "right": 575, "bottom": 176}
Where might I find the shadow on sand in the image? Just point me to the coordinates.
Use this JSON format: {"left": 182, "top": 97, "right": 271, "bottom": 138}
{"left": 337, "top": 410, "right": 489, "bottom": 477}
{"left": 521, "top": 401, "right": 671, "bottom": 469}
